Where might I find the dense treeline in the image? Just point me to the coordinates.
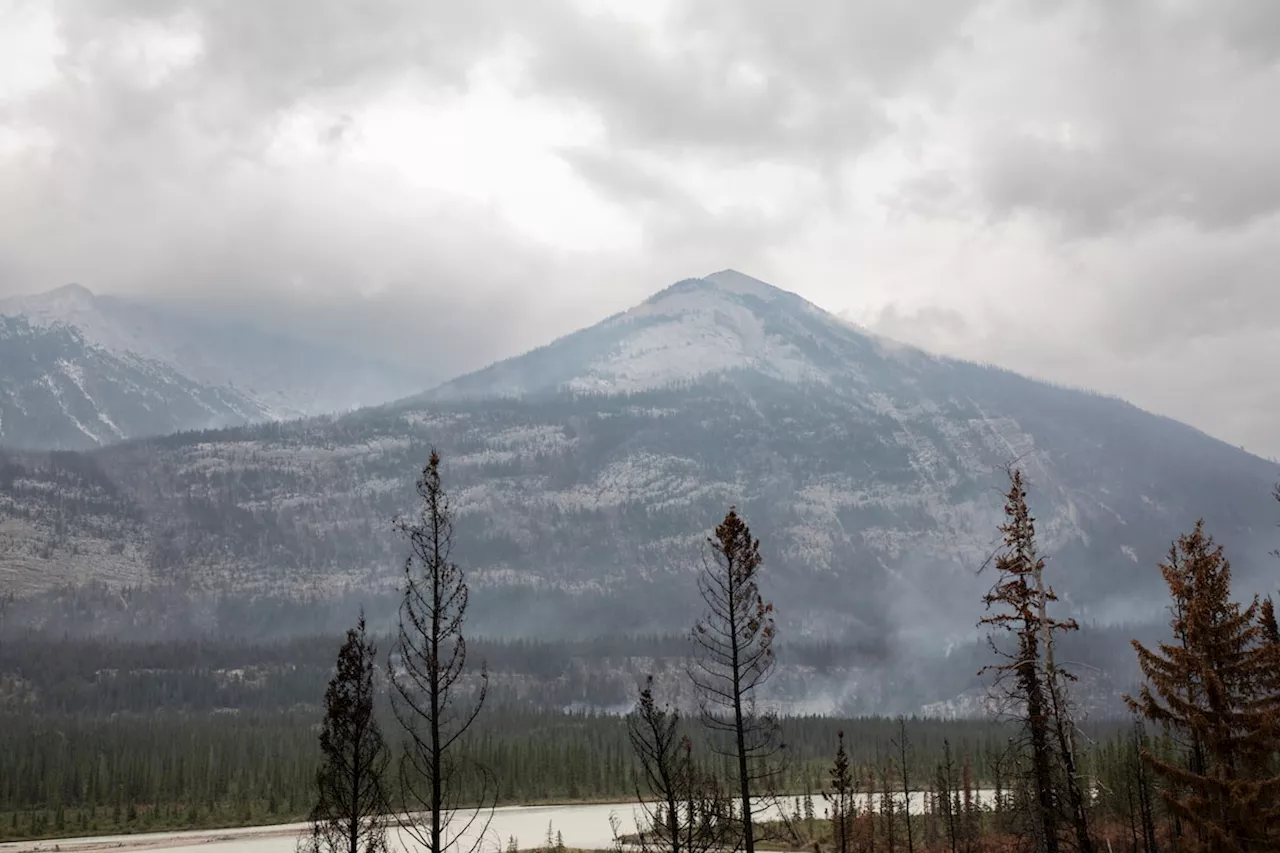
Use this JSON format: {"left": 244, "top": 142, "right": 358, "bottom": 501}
{"left": 0, "top": 625, "right": 1154, "bottom": 719}
{"left": 0, "top": 632, "right": 902, "bottom": 717}
{"left": 0, "top": 708, "right": 1060, "bottom": 842}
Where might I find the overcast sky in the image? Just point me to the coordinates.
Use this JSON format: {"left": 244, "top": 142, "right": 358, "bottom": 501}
{"left": 2, "top": 0, "right": 1278, "bottom": 459}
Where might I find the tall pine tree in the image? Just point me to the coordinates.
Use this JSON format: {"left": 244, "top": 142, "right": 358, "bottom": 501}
{"left": 689, "top": 507, "right": 782, "bottom": 853}
{"left": 390, "top": 450, "right": 492, "bottom": 853}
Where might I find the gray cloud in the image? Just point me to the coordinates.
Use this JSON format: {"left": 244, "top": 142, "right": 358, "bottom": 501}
{"left": 1, "top": 0, "right": 1278, "bottom": 459}
{"left": 960, "top": 0, "right": 1280, "bottom": 233}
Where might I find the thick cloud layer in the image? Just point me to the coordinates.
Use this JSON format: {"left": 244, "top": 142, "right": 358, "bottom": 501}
{"left": 1, "top": 0, "right": 1278, "bottom": 459}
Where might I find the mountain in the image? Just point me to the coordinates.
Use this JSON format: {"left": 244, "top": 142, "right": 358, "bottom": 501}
{"left": 2, "top": 271, "right": 1277, "bottom": 653}
{"left": 0, "top": 284, "right": 426, "bottom": 449}
{"left": 427, "top": 269, "right": 926, "bottom": 399}
{"left": 0, "top": 315, "right": 271, "bottom": 450}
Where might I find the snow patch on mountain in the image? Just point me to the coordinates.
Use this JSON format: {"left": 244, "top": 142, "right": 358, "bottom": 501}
{"left": 566, "top": 289, "right": 829, "bottom": 393}
{"left": 428, "top": 269, "right": 938, "bottom": 401}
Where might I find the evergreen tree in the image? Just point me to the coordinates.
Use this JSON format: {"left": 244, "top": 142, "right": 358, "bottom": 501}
{"left": 689, "top": 507, "right": 781, "bottom": 853}
{"left": 1260, "top": 596, "right": 1280, "bottom": 698}
{"left": 301, "top": 614, "right": 389, "bottom": 853}
{"left": 390, "top": 450, "right": 492, "bottom": 853}
{"left": 1261, "top": 597, "right": 1279, "bottom": 647}
{"left": 822, "top": 730, "right": 855, "bottom": 853}
{"left": 1125, "top": 520, "right": 1280, "bottom": 852}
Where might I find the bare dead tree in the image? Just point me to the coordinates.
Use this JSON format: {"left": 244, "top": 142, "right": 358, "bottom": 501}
{"left": 936, "top": 741, "right": 958, "bottom": 853}
{"left": 980, "top": 467, "right": 1074, "bottom": 853}
{"left": 689, "top": 506, "right": 783, "bottom": 853}
{"left": 626, "top": 676, "right": 730, "bottom": 853}
{"left": 1127, "top": 721, "right": 1158, "bottom": 853}
{"left": 1042, "top": 627, "right": 1093, "bottom": 853}
{"left": 878, "top": 757, "right": 898, "bottom": 853}
{"left": 1273, "top": 483, "right": 1280, "bottom": 560}
{"left": 892, "top": 716, "right": 916, "bottom": 853}
{"left": 985, "top": 738, "right": 1018, "bottom": 836}
{"left": 300, "top": 614, "right": 390, "bottom": 853}
{"left": 629, "top": 676, "right": 687, "bottom": 853}
{"left": 389, "top": 450, "right": 493, "bottom": 853}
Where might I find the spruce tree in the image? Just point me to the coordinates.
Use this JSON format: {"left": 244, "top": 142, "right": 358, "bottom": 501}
{"left": 1125, "top": 520, "right": 1280, "bottom": 852}
{"left": 300, "top": 614, "right": 389, "bottom": 853}
{"left": 1257, "top": 596, "right": 1280, "bottom": 781}
{"left": 822, "top": 731, "right": 855, "bottom": 853}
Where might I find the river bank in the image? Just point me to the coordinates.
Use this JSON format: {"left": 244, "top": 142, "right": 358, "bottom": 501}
{"left": 0, "top": 802, "right": 645, "bottom": 853}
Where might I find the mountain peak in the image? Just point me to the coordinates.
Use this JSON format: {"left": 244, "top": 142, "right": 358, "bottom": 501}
{"left": 48, "top": 282, "right": 96, "bottom": 300}
{"left": 703, "top": 268, "right": 786, "bottom": 298}
{"left": 642, "top": 269, "right": 789, "bottom": 308}
{"left": 0, "top": 282, "right": 98, "bottom": 320}
{"left": 28, "top": 281, "right": 98, "bottom": 309}
{"left": 427, "top": 270, "right": 913, "bottom": 401}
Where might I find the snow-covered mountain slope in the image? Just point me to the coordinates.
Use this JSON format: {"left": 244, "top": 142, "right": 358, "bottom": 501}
{"left": 0, "top": 283, "right": 424, "bottom": 434}
{"left": 427, "top": 269, "right": 931, "bottom": 400}
{"left": 0, "top": 316, "right": 271, "bottom": 450}
{"left": 2, "top": 272, "right": 1278, "bottom": 650}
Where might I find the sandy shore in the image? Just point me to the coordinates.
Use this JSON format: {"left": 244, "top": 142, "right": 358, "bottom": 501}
{"left": 0, "top": 822, "right": 312, "bottom": 853}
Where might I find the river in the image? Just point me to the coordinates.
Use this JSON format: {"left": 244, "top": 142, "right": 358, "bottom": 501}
{"left": 1, "top": 792, "right": 1001, "bottom": 853}
{"left": 0, "top": 803, "right": 644, "bottom": 853}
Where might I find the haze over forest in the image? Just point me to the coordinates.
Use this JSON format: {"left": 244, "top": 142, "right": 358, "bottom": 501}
{"left": 2, "top": 2, "right": 1280, "bottom": 853}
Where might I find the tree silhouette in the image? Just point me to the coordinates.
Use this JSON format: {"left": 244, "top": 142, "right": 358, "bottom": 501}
{"left": 979, "top": 468, "right": 1074, "bottom": 853}
{"left": 625, "top": 676, "right": 729, "bottom": 853}
{"left": 822, "top": 730, "right": 855, "bottom": 853}
{"left": 300, "top": 614, "right": 389, "bottom": 853}
{"left": 389, "top": 450, "right": 493, "bottom": 853}
{"left": 689, "top": 507, "right": 782, "bottom": 853}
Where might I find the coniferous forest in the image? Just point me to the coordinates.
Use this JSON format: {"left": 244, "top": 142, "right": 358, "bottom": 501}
{"left": 1, "top": 457, "right": 1278, "bottom": 853}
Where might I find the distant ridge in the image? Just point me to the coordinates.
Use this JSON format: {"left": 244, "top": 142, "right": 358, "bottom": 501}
{"left": 0, "top": 283, "right": 425, "bottom": 448}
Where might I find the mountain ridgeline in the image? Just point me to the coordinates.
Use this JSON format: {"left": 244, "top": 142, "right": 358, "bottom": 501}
{"left": 0, "top": 283, "right": 425, "bottom": 449}
{"left": 0, "top": 314, "right": 268, "bottom": 449}
{"left": 1, "top": 271, "right": 1277, "bottom": 655}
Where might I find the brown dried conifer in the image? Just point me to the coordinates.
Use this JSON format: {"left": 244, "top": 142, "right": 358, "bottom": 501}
{"left": 1125, "top": 521, "right": 1280, "bottom": 852}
